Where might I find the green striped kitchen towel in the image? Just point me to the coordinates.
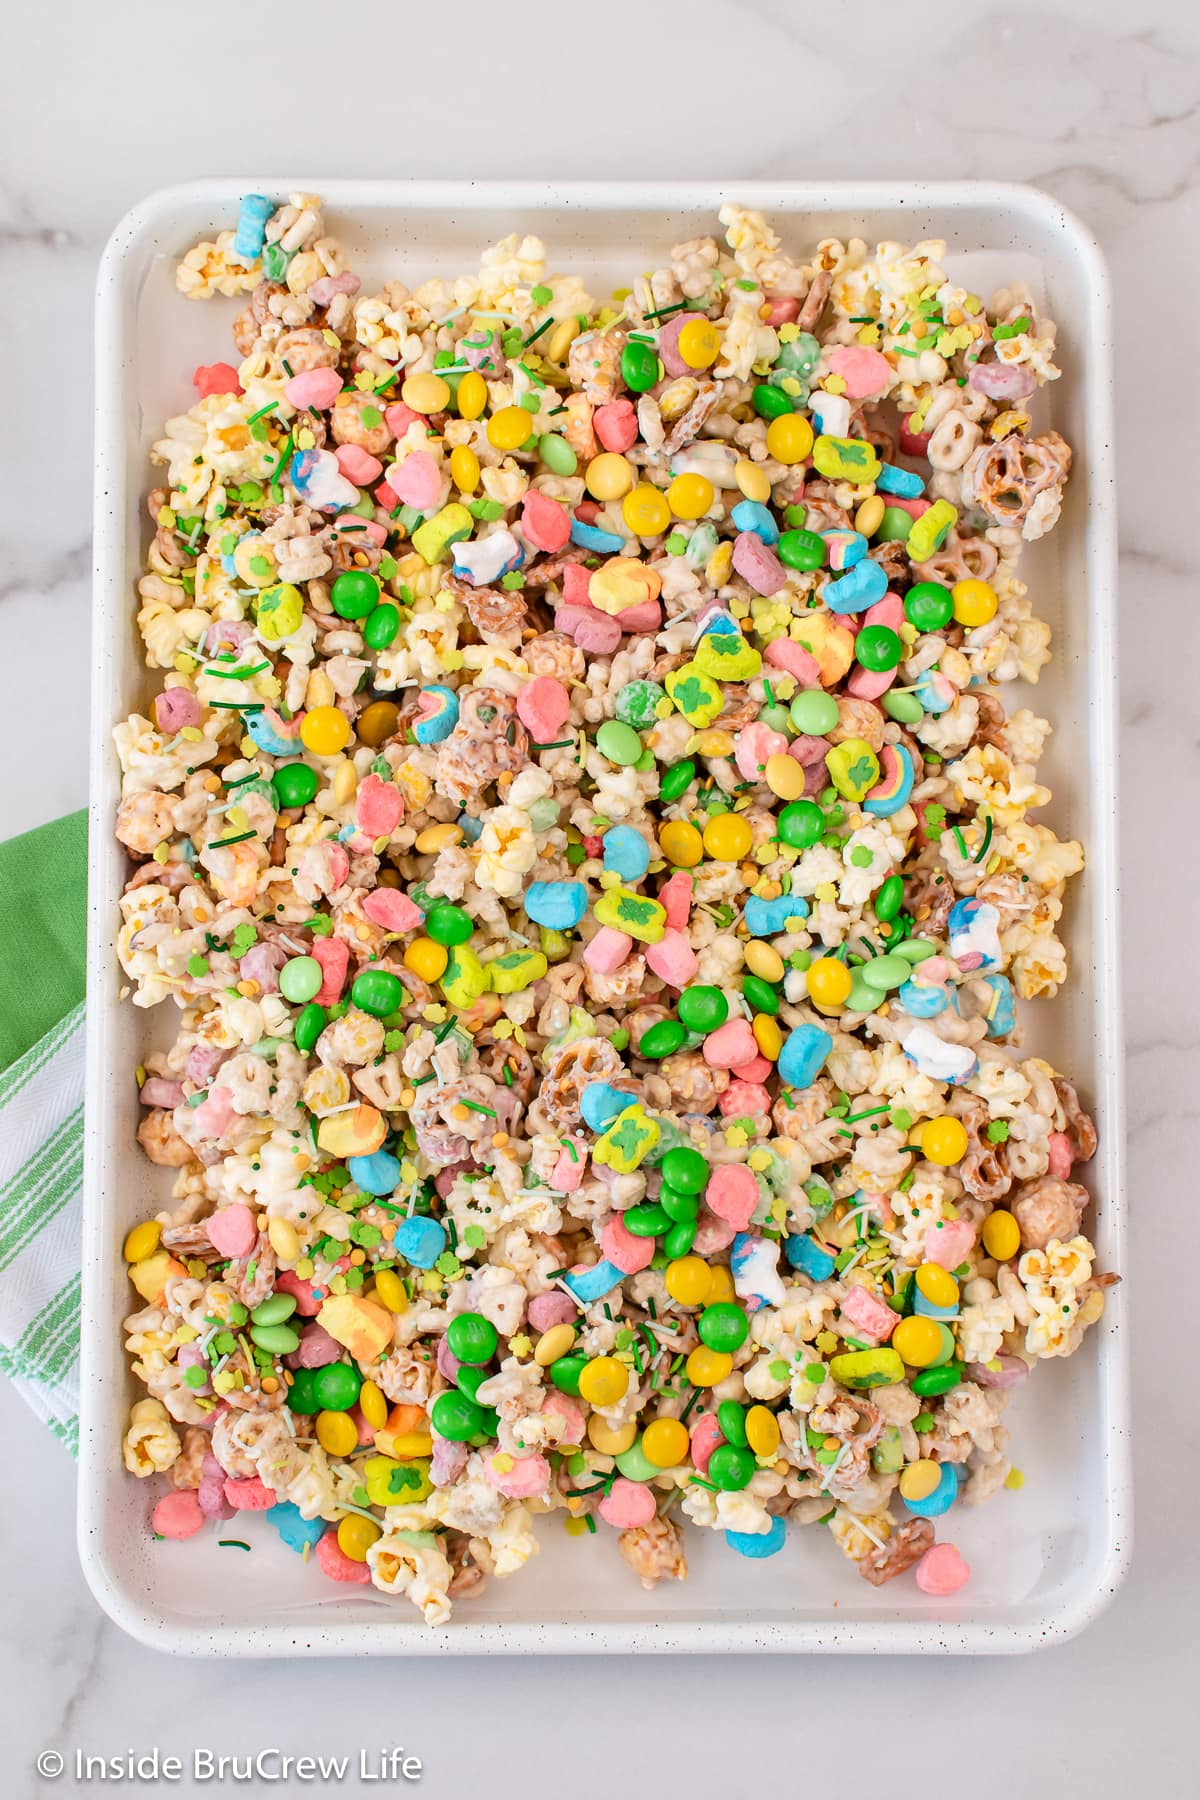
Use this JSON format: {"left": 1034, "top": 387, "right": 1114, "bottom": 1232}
{"left": 0, "top": 809, "right": 88, "bottom": 1452}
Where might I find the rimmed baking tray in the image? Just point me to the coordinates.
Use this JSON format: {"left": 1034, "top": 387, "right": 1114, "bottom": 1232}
{"left": 83, "top": 181, "right": 1127, "bottom": 1653}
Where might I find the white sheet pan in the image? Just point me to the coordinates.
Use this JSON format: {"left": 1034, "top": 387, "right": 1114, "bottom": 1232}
{"left": 82, "top": 181, "right": 1128, "bottom": 1654}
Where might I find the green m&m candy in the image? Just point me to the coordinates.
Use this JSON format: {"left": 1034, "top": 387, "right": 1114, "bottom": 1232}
{"left": 788, "top": 689, "right": 840, "bottom": 735}
{"left": 621, "top": 339, "right": 660, "bottom": 392}
{"left": 425, "top": 903, "right": 473, "bottom": 946}
{"left": 661, "top": 1145, "right": 708, "bottom": 1194}
{"left": 752, "top": 383, "right": 792, "bottom": 420}
{"left": 639, "top": 1019, "right": 687, "bottom": 1059}
{"left": 875, "top": 874, "right": 905, "bottom": 923}
{"left": 363, "top": 603, "right": 401, "bottom": 650}
{"left": 904, "top": 581, "right": 954, "bottom": 631}
{"left": 860, "top": 953, "right": 910, "bottom": 992}
{"left": 677, "top": 985, "right": 728, "bottom": 1033}
{"left": 549, "top": 1352, "right": 588, "bottom": 1396}
{"left": 743, "top": 974, "right": 779, "bottom": 1015}
{"left": 279, "top": 956, "right": 323, "bottom": 1004}
{"left": 708, "top": 1443, "right": 756, "bottom": 1491}
{"left": 294, "top": 1001, "right": 326, "bottom": 1055}
{"left": 285, "top": 1368, "right": 320, "bottom": 1413}
{"left": 595, "top": 720, "right": 643, "bottom": 766}
{"left": 698, "top": 1302, "right": 749, "bottom": 1353}
{"left": 351, "top": 967, "right": 404, "bottom": 1016}
{"left": 777, "top": 799, "right": 824, "bottom": 848}
{"left": 659, "top": 759, "right": 696, "bottom": 803}
{"left": 331, "top": 569, "right": 380, "bottom": 620}
{"left": 623, "top": 1203, "right": 671, "bottom": 1238}
{"left": 659, "top": 1185, "right": 699, "bottom": 1222}
{"left": 778, "top": 528, "right": 826, "bottom": 572}
{"left": 538, "top": 433, "right": 577, "bottom": 477}
{"left": 249, "top": 1322, "right": 300, "bottom": 1355}
{"left": 447, "top": 1312, "right": 498, "bottom": 1366}
{"left": 911, "top": 1363, "right": 964, "bottom": 1397}
{"left": 717, "top": 1399, "right": 748, "bottom": 1449}
{"left": 663, "top": 1219, "right": 696, "bottom": 1259}
{"left": 855, "top": 625, "right": 903, "bottom": 672}
{"left": 312, "top": 1361, "right": 362, "bottom": 1411}
{"left": 430, "top": 1390, "right": 486, "bottom": 1441}
{"left": 877, "top": 505, "right": 915, "bottom": 542}
{"left": 454, "top": 1365, "right": 490, "bottom": 1403}
{"left": 883, "top": 691, "right": 925, "bottom": 724}
{"left": 272, "top": 761, "right": 319, "bottom": 810}
{"left": 615, "top": 1438, "right": 660, "bottom": 1483}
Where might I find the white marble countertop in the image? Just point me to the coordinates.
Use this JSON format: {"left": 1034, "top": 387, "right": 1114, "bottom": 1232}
{"left": 2, "top": 0, "right": 1195, "bottom": 1791}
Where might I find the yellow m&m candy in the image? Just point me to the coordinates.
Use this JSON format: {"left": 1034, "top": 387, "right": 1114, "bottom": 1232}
{"left": 892, "top": 1316, "right": 944, "bottom": 1368}
{"left": 921, "top": 1116, "right": 969, "bottom": 1166}
{"left": 622, "top": 484, "right": 670, "bottom": 536}
{"left": 403, "top": 937, "right": 448, "bottom": 983}
{"left": 915, "top": 1263, "right": 960, "bottom": 1309}
{"left": 765, "top": 413, "right": 814, "bottom": 464}
{"left": 667, "top": 472, "right": 714, "bottom": 519}
{"left": 337, "top": 1514, "right": 382, "bottom": 1561}
{"left": 587, "top": 1415, "right": 637, "bottom": 1455}
{"left": 456, "top": 371, "right": 487, "bottom": 420}
{"left": 300, "top": 705, "right": 351, "bottom": 757}
{"left": 316, "top": 1410, "right": 359, "bottom": 1457}
{"left": 734, "top": 459, "right": 772, "bottom": 503}
{"left": 899, "top": 1458, "right": 942, "bottom": 1502}
{"left": 401, "top": 371, "right": 451, "bottom": 414}
{"left": 982, "top": 1210, "right": 1021, "bottom": 1261}
{"left": 951, "top": 578, "right": 998, "bottom": 627}
{"left": 745, "top": 1405, "right": 780, "bottom": 1458}
{"left": 123, "top": 1220, "right": 161, "bottom": 1264}
{"left": 659, "top": 820, "right": 704, "bottom": 868}
{"left": 449, "top": 445, "right": 481, "bottom": 492}
{"left": 807, "top": 957, "right": 852, "bottom": 1009}
{"left": 585, "top": 452, "right": 633, "bottom": 501}
{"left": 677, "top": 318, "right": 720, "bottom": 369}
{"left": 665, "top": 1256, "right": 713, "bottom": 1307}
{"left": 702, "top": 813, "right": 753, "bottom": 863}
{"left": 487, "top": 405, "right": 533, "bottom": 452}
{"left": 764, "top": 754, "right": 806, "bottom": 801}
{"left": 578, "top": 1356, "right": 629, "bottom": 1407}
{"left": 642, "top": 1417, "right": 690, "bottom": 1468}
{"left": 686, "top": 1346, "right": 733, "bottom": 1387}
